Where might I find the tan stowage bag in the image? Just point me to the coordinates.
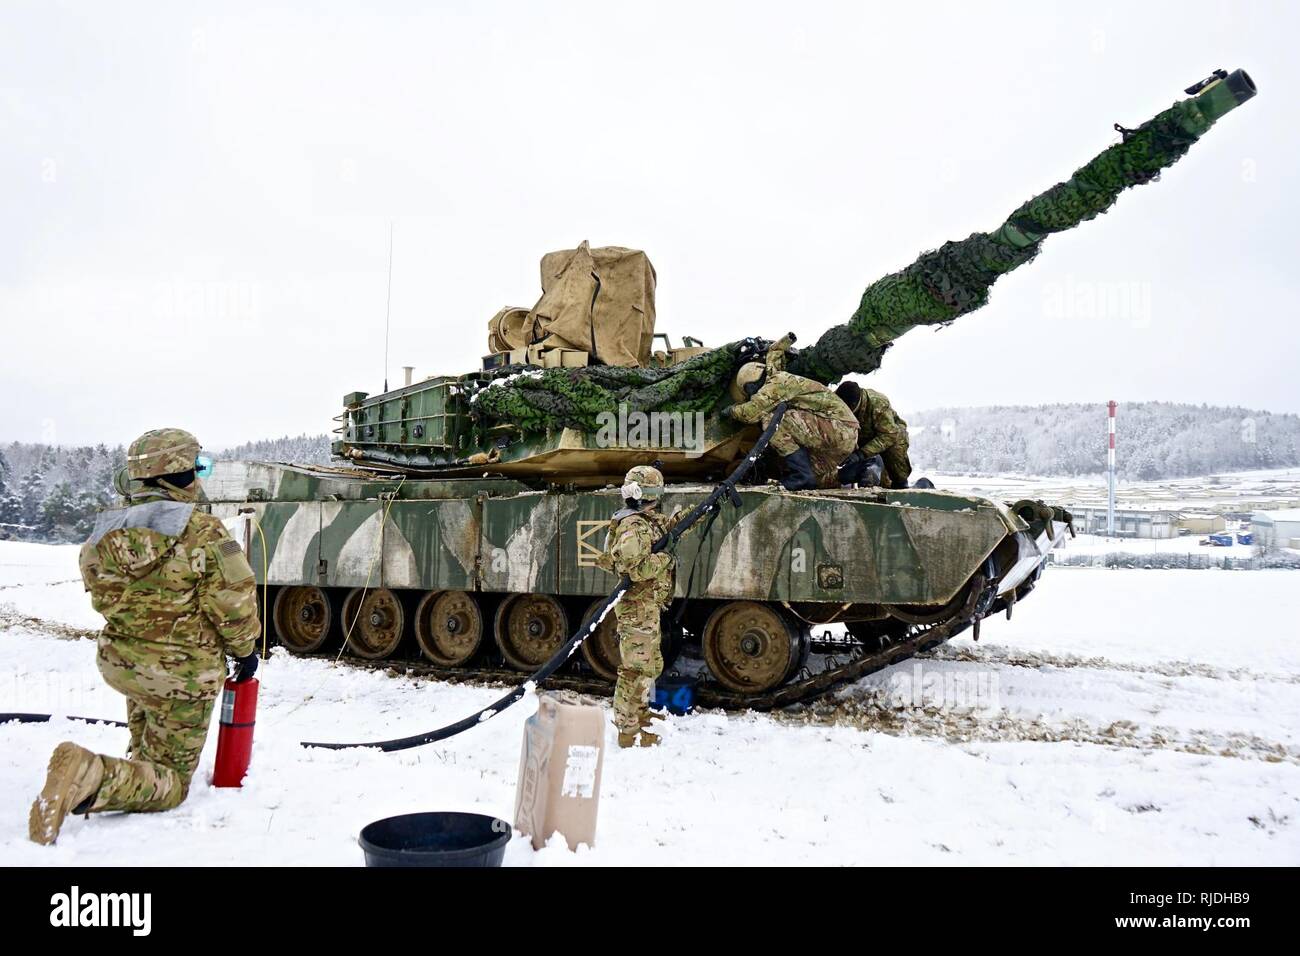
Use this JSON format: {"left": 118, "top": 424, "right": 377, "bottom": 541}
{"left": 514, "top": 693, "right": 605, "bottom": 851}
{"left": 531, "top": 241, "right": 656, "bottom": 367}
{"left": 486, "top": 241, "right": 657, "bottom": 368}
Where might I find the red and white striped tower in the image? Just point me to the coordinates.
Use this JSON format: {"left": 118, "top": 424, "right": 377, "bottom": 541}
{"left": 1107, "top": 400, "right": 1117, "bottom": 537}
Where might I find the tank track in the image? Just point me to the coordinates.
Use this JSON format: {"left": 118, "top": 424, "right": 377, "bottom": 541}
{"left": 286, "top": 591, "right": 981, "bottom": 714}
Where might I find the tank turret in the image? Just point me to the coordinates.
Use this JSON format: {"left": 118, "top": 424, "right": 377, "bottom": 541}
{"left": 334, "top": 69, "right": 1256, "bottom": 484}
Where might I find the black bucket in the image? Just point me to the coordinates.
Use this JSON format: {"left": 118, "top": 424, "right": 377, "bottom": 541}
{"left": 358, "top": 812, "right": 512, "bottom": 868}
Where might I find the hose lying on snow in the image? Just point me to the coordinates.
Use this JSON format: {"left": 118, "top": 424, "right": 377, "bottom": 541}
{"left": 0, "top": 713, "right": 127, "bottom": 728}
{"left": 299, "top": 402, "right": 790, "bottom": 752}
{"left": 0, "top": 407, "right": 790, "bottom": 753}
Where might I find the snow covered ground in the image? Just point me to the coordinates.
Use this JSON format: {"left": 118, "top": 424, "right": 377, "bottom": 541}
{"left": 2, "top": 542, "right": 1297, "bottom": 866}
{"left": 932, "top": 466, "right": 1300, "bottom": 514}
{"left": 1053, "top": 531, "right": 1261, "bottom": 560}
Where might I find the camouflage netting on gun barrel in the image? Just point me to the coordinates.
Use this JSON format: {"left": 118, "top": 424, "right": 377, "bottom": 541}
{"left": 471, "top": 343, "right": 746, "bottom": 433}
{"left": 472, "top": 76, "right": 1247, "bottom": 430}
{"left": 788, "top": 89, "right": 1226, "bottom": 383}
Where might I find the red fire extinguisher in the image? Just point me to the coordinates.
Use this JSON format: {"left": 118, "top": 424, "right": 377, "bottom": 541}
{"left": 213, "top": 676, "right": 258, "bottom": 788}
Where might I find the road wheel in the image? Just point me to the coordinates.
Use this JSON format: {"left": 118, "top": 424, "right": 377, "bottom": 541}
{"left": 414, "top": 590, "right": 484, "bottom": 667}
{"left": 577, "top": 599, "right": 623, "bottom": 681}
{"left": 272, "top": 586, "right": 335, "bottom": 653}
{"left": 342, "top": 587, "right": 406, "bottom": 660}
{"left": 579, "top": 599, "right": 685, "bottom": 682}
{"left": 494, "top": 594, "right": 569, "bottom": 671}
{"left": 701, "top": 601, "right": 802, "bottom": 694}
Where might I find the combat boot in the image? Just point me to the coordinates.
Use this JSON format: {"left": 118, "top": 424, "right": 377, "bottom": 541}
{"left": 779, "top": 447, "right": 818, "bottom": 491}
{"left": 617, "top": 728, "right": 661, "bottom": 748}
{"left": 618, "top": 707, "right": 666, "bottom": 748}
{"left": 29, "top": 742, "right": 104, "bottom": 846}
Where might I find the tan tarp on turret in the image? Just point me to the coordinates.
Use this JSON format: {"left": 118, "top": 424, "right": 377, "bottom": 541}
{"left": 488, "top": 241, "right": 657, "bottom": 367}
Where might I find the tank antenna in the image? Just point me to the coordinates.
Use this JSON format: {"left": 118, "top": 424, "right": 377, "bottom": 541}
{"left": 383, "top": 220, "right": 394, "bottom": 392}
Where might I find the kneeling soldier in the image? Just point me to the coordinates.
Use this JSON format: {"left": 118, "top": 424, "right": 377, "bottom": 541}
{"left": 29, "top": 428, "right": 260, "bottom": 845}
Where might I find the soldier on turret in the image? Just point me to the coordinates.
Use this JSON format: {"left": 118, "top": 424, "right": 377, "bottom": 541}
{"left": 725, "top": 333, "right": 859, "bottom": 491}
{"left": 835, "top": 381, "right": 912, "bottom": 489}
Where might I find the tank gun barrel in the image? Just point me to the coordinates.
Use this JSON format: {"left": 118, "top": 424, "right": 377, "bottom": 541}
{"left": 791, "top": 68, "right": 1257, "bottom": 383}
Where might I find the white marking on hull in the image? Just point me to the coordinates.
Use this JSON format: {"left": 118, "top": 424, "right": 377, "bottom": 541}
{"left": 502, "top": 501, "right": 558, "bottom": 593}
{"left": 437, "top": 499, "right": 478, "bottom": 577}
{"left": 267, "top": 504, "right": 319, "bottom": 584}
{"left": 704, "top": 500, "right": 784, "bottom": 598}
{"left": 337, "top": 510, "right": 384, "bottom": 584}
{"left": 382, "top": 520, "right": 420, "bottom": 589}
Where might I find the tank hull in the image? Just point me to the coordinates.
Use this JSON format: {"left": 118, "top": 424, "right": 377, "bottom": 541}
{"left": 208, "top": 461, "right": 1069, "bottom": 702}
{"left": 209, "top": 463, "right": 1065, "bottom": 608}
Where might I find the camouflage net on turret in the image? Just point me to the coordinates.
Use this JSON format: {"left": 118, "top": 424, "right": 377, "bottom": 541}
{"left": 472, "top": 74, "right": 1251, "bottom": 429}
{"left": 470, "top": 343, "right": 746, "bottom": 433}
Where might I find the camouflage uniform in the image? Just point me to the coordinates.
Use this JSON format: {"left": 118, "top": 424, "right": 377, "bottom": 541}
{"left": 36, "top": 429, "right": 260, "bottom": 836}
{"left": 729, "top": 340, "right": 859, "bottom": 488}
{"left": 77, "top": 488, "right": 260, "bottom": 812}
{"left": 595, "top": 497, "right": 678, "bottom": 742}
{"left": 849, "top": 388, "right": 912, "bottom": 489}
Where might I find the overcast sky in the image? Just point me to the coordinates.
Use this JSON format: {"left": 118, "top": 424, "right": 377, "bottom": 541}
{"left": 2, "top": 0, "right": 1295, "bottom": 448}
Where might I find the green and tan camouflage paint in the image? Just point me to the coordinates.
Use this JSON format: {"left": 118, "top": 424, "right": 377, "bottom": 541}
{"left": 207, "top": 463, "right": 1055, "bottom": 607}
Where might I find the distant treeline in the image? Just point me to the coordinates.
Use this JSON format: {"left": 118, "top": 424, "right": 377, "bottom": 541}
{"left": 907, "top": 402, "right": 1300, "bottom": 479}
{"left": 0, "top": 434, "right": 331, "bottom": 544}
{"left": 219, "top": 434, "right": 333, "bottom": 466}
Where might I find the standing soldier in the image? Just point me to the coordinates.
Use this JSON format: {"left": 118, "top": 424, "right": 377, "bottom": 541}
{"left": 726, "top": 333, "right": 859, "bottom": 490}
{"left": 596, "top": 465, "right": 678, "bottom": 748}
{"left": 834, "top": 381, "right": 913, "bottom": 489}
{"left": 29, "top": 428, "right": 260, "bottom": 845}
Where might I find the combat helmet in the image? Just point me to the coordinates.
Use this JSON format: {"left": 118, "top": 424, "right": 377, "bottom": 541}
{"left": 126, "top": 428, "right": 201, "bottom": 480}
{"left": 621, "top": 465, "right": 665, "bottom": 505}
{"left": 730, "top": 362, "right": 766, "bottom": 404}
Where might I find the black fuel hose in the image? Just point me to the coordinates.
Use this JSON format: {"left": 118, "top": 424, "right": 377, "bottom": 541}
{"left": 0, "top": 713, "right": 127, "bottom": 728}
{"left": 300, "top": 402, "right": 789, "bottom": 752}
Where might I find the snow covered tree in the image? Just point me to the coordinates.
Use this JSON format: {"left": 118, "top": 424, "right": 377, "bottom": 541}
{"left": 19, "top": 469, "right": 46, "bottom": 530}
{"left": 38, "top": 481, "right": 80, "bottom": 541}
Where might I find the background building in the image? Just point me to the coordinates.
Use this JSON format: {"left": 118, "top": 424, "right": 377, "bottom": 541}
{"left": 1070, "top": 507, "right": 1179, "bottom": 539}
{"left": 1251, "top": 510, "right": 1300, "bottom": 551}
{"left": 1178, "top": 513, "right": 1227, "bottom": 535}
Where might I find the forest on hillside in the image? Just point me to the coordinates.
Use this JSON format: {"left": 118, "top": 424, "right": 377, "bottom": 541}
{"left": 907, "top": 402, "right": 1300, "bottom": 478}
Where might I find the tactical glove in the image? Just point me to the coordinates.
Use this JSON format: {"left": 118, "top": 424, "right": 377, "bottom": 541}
{"left": 231, "top": 650, "right": 259, "bottom": 683}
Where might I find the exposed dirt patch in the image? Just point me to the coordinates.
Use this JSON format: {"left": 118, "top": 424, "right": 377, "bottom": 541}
{"left": 0, "top": 606, "right": 98, "bottom": 642}
{"left": 920, "top": 642, "right": 1300, "bottom": 685}
{"left": 778, "top": 696, "right": 1300, "bottom": 764}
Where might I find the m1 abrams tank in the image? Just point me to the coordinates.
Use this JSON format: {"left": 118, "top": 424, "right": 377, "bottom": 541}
{"left": 206, "top": 461, "right": 1070, "bottom": 705}
{"left": 213, "top": 69, "right": 1253, "bottom": 707}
